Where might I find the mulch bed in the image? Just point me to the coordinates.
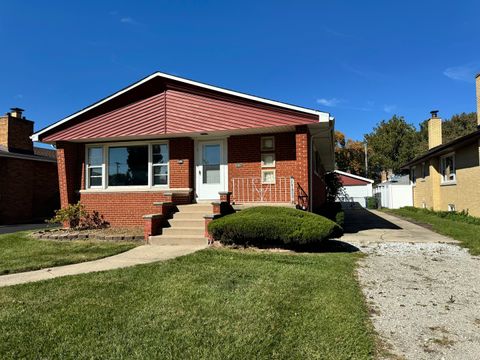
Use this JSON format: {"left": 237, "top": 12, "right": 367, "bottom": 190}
{"left": 32, "top": 227, "right": 144, "bottom": 242}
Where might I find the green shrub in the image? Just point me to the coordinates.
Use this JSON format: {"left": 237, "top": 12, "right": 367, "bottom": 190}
{"left": 47, "top": 202, "right": 109, "bottom": 230}
{"left": 208, "top": 206, "right": 343, "bottom": 248}
{"left": 366, "top": 197, "right": 377, "bottom": 209}
{"left": 315, "top": 202, "right": 345, "bottom": 227}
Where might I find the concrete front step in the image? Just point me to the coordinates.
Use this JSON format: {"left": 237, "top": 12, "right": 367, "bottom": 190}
{"left": 149, "top": 234, "right": 207, "bottom": 246}
{"left": 162, "top": 227, "right": 204, "bottom": 236}
{"left": 176, "top": 204, "right": 212, "bottom": 211}
{"left": 172, "top": 212, "right": 209, "bottom": 220}
{"left": 168, "top": 218, "right": 205, "bottom": 227}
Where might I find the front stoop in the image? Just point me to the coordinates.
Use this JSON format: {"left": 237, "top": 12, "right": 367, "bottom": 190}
{"left": 149, "top": 204, "right": 210, "bottom": 246}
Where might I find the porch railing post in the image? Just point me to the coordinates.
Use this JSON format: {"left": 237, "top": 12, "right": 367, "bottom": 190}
{"left": 289, "top": 176, "right": 294, "bottom": 203}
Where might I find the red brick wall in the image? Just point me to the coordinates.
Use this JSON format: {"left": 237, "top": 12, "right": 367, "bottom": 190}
{"left": 228, "top": 128, "right": 316, "bottom": 206}
{"left": 169, "top": 137, "right": 194, "bottom": 189}
{"left": 0, "top": 115, "right": 34, "bottom": 154}
{"left": 80, "top": 192, "right": 170, "bottom": 227}
{"left": 56, "top": 142, "right": 84, "bottom": 208}
{"left": 0, "top": 157, "right": 59, "bottom": 224}
{"left": 56, "top": 138, "right": 195, "bottom": 227}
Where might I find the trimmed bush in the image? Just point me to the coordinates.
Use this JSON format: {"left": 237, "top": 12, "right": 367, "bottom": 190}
{"left": 208, "top": 206, "right": 343, "bottom": 248}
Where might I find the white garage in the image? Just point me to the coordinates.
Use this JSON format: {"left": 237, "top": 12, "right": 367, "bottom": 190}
{"left": 335, "top": 170, "right": 374, "bottom": 208}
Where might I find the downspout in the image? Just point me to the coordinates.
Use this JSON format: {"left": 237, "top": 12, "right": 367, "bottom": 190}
{"left": 309, "top": 134, "right": 313, "bottom": 211}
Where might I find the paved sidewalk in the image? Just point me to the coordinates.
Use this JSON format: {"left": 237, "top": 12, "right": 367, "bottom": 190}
{"left": 0, "top": 244, "right": 207, "bottom": 287}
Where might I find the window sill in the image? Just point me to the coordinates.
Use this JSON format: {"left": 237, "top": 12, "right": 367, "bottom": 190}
{"left": 440, "top": 181, "right": 457, "bottom": 187}
{"left": 79, "top": 187, "right": 192, "bottom": 194}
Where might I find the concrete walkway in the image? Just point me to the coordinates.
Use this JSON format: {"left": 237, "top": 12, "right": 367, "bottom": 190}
{"left": 0, "top": 244, "right": 207, "bottom": 287}
{"left": 340, "top": 207, "right": 459, "bottom": 245}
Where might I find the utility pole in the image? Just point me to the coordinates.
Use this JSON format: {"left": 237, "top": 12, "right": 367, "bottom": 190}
{"left": 364, "top": 141, "right": 368, "bottom": 177}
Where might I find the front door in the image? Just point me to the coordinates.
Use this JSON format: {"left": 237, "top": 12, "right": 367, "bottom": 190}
{"left": 196, "top": 140, "right": 227, "bottom": 200}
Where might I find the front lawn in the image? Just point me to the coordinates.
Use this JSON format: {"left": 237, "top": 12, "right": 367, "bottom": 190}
{"left": 0, "top": 249, "right": 375, "bottom": 359}
{"left": 382, "top": 207, "right": 480, "bottom": 255}
{"left": 0, "top": 231, "right": 139, "bottom": 275}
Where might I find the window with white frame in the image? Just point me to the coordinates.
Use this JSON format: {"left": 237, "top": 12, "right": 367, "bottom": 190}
{"left": 85, "top": 142, "right": 169, "bottom": 189}
{"left": 260, "top": 136, "right": 275, "bottom": 184}
{"left": 440, "top": 154, "right": 456, "bottom": 183}
{"left": 152, "top": 144, "right": 169, "bottom": 185}
{"left": 109, "top": 145, "right": 148, "bottom": 186}
{"left": 261, "top": 169, "right": 276, "bottom": 184}
{"left": 86, "top": 147, "right": 104, "bottom": 187}
{"left": 261, "top": 153, "right": 275, "bottom": 168}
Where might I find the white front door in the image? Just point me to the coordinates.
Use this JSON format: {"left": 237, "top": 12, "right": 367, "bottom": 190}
{"left": 195, "top": 140, "right": 227, "bottom": 200}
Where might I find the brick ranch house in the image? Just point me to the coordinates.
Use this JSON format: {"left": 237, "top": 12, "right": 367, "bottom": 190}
{"left": 32, "top": 72, "right": 335, "bottom": 230}
{"left": 1, "top": 108, "right": 59, "bottom": 224}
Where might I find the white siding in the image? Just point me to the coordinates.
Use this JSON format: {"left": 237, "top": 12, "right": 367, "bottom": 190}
{"left": 339, "top": 184, "right": 373, "bottom": 207}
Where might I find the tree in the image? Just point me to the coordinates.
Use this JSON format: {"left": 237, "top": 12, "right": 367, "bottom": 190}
{"left": 334, "top": 130, "right": 366, "bottom": 176}
{"left": 364, "top": 115, "right": 418, "bottom": 175}
{"left": 415, "top": 112, "right": 477, "bottom": 155}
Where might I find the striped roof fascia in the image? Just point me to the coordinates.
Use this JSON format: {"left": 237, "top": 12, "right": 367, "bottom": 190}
{"left": 32, "top": 71, "right": 331, "bottom": 141}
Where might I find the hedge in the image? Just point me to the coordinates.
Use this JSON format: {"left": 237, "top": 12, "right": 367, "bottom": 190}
{"left": 208, "top": 206, "right": 343, "bottom": 248}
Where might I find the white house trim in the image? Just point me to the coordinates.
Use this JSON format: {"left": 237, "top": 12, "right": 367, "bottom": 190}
{"left": 32, "top": 71, "right": 331, "bottom": 142}
{"left": 334, "top": 170, "right": 374, "bottom": 183}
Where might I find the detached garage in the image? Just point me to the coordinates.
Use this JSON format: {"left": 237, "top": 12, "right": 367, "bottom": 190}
{"left": 335, "top": 170, "right": 373, "bottom": 207}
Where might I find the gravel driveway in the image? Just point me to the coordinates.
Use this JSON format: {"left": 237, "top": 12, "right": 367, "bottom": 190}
{"left": 342, "top": 208, "right": 480, "bottom": 360}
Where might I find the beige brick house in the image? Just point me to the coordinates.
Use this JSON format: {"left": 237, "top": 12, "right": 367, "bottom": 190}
{"left": 403, "top": 74, "right": 480, "bottom": 216}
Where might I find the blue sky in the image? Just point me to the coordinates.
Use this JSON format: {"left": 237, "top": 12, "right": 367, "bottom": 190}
{"left": 1, "top": 0, "right": 479, "bottom": 141}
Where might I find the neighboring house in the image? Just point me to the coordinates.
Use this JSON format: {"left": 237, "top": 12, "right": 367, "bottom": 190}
{"left": 31, "top": 72, "right": 335, "bottom": 228}
{"left": 373, "top": 174, "right": 413, "bottom": 209}
{"left": 0, "top": 108, "right": 59, "bottom": 224}
{"left": 402, "top": 74, "right": 480, "bottom": 216}
{"left": 335, "top": 170, "right": 373, "bottom": 207}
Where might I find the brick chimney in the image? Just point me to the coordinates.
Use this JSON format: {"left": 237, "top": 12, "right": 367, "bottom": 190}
{"left": 427, "top": 110, "right": 442, "bottom": 149}
{"left": 0, "top": 108, "right": 34, "bottom": 154}
{"left": 476, "top": 73, "right": 480, "bottom": 126}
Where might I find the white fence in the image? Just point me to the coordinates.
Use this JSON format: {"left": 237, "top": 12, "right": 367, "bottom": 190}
{"left": 373, "top": 183, "right": 413, "bottom": 209}
{"left": 232, "top": 176, "right": 294, "bottom": 203}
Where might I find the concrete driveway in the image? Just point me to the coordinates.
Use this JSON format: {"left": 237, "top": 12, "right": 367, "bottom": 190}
{"left": 343, "top": 208, "right": 480, "bottom": 360}
{"left": 0, "top": 223, "right": 48, "bottom": 235}
{"left": 341, "top": 207, "right": 458, "bottom": 245}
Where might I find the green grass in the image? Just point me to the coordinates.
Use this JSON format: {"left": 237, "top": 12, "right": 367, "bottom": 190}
{"left": 0, "top": 249, "right": 375, "bottom": 359}
{"left": 382, "top": 207, "right": 480, "bottom": 255}
{"left": 0, "top": 231, "right": 139, "bottom": 275}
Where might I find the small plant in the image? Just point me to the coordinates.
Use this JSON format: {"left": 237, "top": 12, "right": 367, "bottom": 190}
{"left": 47, "top": 202, "right": 109, "bottom": 230}
{"left": 366, "top": 197, "right": 378, "bottom": 209}
{"left": 79, "top": 210, "right": 110, "bottom": 230}
{"left": 47, "top": 202, "right": 86, "bottom": 228}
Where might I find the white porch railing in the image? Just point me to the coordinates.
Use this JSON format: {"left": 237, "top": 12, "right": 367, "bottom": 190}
{"left": 231, "top": 176, "right": 294, "bottom": 203}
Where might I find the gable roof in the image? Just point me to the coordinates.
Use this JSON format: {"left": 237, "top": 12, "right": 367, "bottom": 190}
{"left": 402, "top": 128, "right": 480, "bottom": 168}
{"left": 334, "top": 170, "right": 374, "bottom": 184}
{"left": 32, "top": 71, "right": 331, "bottom": 142}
